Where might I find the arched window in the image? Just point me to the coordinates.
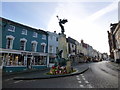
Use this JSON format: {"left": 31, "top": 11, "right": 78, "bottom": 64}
{"left": 31, "top": 41, "right": 38, "bottom": 52}
{"left": 41, "top": 43, "right": 46, "bottom": 53}
{"left": 20, "top": 38, "right": 27, "bottom": 50}
{"left": 6, "top": 35, "right": 15, "bottom": 49}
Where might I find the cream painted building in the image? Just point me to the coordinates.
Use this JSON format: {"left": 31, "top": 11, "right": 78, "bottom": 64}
{"left": 113, "top": 21, "right": 120, "bottom": 62}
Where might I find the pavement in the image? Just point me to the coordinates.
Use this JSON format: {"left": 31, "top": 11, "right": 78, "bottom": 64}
{"left": 13, "top": 63, "right": 89, "bottom": 80}
{"left": 0, "top": 69, "right": 2, "bottom": 90}
{"left": 106, "top": 61, "right": 120, "bottom": 71}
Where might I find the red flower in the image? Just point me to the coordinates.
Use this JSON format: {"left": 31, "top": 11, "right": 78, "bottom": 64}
{"left": 52, "top": 66, "right": 56, "bottom": 69}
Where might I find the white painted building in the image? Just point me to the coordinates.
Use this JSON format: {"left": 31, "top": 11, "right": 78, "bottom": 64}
{"left": 47, "top": 31, "right": 59, "bottom": 67}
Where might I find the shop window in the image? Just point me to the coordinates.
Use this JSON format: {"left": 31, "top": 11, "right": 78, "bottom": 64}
{"left": 22, "top": 29, "right": 27, "bottom": 35}
{"left": 8, "top": 25, "right": 15, "bottom": 32}
{"left": 18, "top": 55, "right": 24, "bottom": 65}
{"left": 34, "top": 56, "right": 46, "bottom": 65}
{"left": 20, "top": 41, "right": 26, "bottom": 50}
{"left": 4, "top": 54, "right": 21, "bottom": 66}
{"left": 49, "top": 57, "right": 55, "bottom": 63}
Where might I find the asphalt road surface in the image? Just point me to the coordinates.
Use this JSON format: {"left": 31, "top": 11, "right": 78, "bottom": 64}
{"left": 2, "top": 61, "right": 119, "bottom": 89}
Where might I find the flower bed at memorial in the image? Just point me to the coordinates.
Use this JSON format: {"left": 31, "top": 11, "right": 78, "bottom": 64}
{"left": 46, "top": 65, "right": 76, "bottom": 75}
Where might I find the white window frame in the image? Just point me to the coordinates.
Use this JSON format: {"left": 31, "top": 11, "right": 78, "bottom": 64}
{"left": 21, "top": 29, "right": 27, "bottom": 35}
{"left": 8, "top": 25, "right": 15, "bottom": 32}
{"left": 42, "top": 35, "right": 46, "bottom": 40}
{"left": 41, "top": 43, "right": 46, "bottom": 53}
{"left": 20, "top": 38, "right": 27, "bottom": 50}
{"left": 31, "top": 41, "right": 38, "bottom": 52}
{"left": 33, "top": 32, "right": 38, "bottom": 38}
{"left": 6, "top": 35, "right": 15, "bottom": 49}
{"left": 49, "top": 45, "right": 53, "bottom": 53}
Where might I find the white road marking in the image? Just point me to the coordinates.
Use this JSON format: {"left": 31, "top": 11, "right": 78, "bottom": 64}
{"left": 78, "top": 81, "right": 81, "bottom": 83}
{"left": 87, "top": 84, "right": 93, "bottom": 88}
{"left": 82, "top": 76, "right": 85, "bottom": 78}
{"left": 14, "top": 80, "right": 23, "bottom": 84}
{"left": 82, "top": 77, "right": 86, "bottom": 80}
{"left": 85, "top": 80, "right": 89, "bottom": 84}
{"left": 81, "top": 74, "right": 83, "bottom": 76}
{"left": 77, "top": 74, "right": 92, "bottom": 88}
{"left": 77, "top": 78, "right": 80, "bottom": 80}
{"left": 80, "top": 85, "right": 84, "bottom": 88}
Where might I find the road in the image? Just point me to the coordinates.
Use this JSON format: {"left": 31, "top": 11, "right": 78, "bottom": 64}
{"left": 2, "top": 61, "right": 119, "bottom": 89}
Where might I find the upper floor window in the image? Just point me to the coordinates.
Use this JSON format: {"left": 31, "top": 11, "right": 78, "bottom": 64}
{"left": 20, "top": 38, "right": 27, "bottom": 50}
{"left": 6, "top": 35, "right": 15, "bottom": 49}
{"left": 56, "top": 47, "right": 58, "bottom": 53}
{"left": 31, "top": 41, "right": 38, "bottom": 52}
{"left": 6, "top": 38, "right": 12, "bottom": 49}
{"left": 49, "top": 46, "right": 53, "bottom": 53}
{"left": 32, "top": 43, "right": 37, "bottom": 52}
{"left": 20, "top": 41, "right": 25, "bottom": 50}
{"left": 33, "top": 32, "right": 38, "bottom": 38}
{"left": 8, "top": 25, "right": 15, "bottom": 32}
{"left": 22, "top": 29, "right": 27, "bottom": 35}
{"left": 41, "top": 45, "right": 45, "bottom": 53}
{"left": 42, "top": 35, "right": 46, "bottom": 40}
{"left": 56, "top": 37, "right": 58, "bottom": 41}
{"left": 41, "top": 43, "right": 46, "bottom": 53}
{"left": 50, "top": 36, "right": 53, "bottom": 40}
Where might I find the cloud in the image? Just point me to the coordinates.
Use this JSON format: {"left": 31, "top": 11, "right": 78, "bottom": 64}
{"left": 85, "top": 1, "right": 118, "bottom": 22}
{"left": 47, "top": 1, "right": 118, "bottom": 53}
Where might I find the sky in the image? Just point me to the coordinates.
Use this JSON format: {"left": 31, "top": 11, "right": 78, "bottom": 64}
{"left": 1, "top": 0, "right": 119, "bottom": 54}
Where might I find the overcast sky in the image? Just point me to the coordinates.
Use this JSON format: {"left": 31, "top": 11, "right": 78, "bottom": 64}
{"left": 1, "top": 0, "right": 119, "bottom": 54}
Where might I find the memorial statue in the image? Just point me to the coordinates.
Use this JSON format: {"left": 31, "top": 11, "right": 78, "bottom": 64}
{"left": 54, "top": 50, "right": 67, "bottom": 66}
{"left": 56, "top": 15, "right": 68, "bottom": 34}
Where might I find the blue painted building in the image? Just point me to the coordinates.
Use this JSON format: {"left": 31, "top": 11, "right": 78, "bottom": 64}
{"left": 0, "top": 17, "right": 48, "bottom": 73}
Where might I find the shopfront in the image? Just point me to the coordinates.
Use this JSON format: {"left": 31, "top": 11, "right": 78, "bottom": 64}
{"left": 32, "top": 52, "right": 47, "bottom": 69}
{"left": 49, "top": 53, "right": 56, "bottom": 67}
{"left": 2, "top": 52, "right": 27, "bottom": 73}
{"left": 2, "top": 50, "right": 47, "bottom": 73}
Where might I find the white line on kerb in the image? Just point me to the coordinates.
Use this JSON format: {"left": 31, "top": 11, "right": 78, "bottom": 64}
{"left": 14, "top": 80, "right": 23, "bottom": 84}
